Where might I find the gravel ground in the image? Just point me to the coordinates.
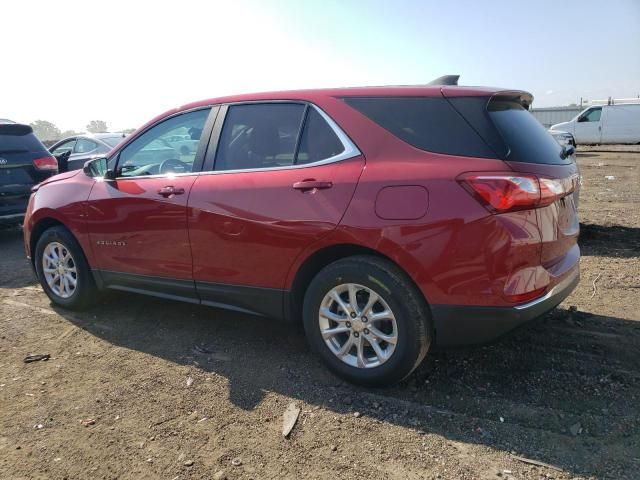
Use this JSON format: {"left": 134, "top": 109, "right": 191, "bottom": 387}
{"left": 1, "top": 147, "right": 639, "bottom": 480}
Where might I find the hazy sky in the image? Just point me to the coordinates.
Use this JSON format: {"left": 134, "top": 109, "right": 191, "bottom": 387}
{"left": 3, "top": 0, "right": 639, "bottom": 132}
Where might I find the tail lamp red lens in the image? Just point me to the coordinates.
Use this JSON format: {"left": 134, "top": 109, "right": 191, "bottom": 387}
{"left": 33, "top": 155, "right": 58, "bottom": 171}
{"left": 458, "top": 173, "right": 576, "bottom": 213}
{"left": 504, "top": 287, "right": 547, "bottom": 304}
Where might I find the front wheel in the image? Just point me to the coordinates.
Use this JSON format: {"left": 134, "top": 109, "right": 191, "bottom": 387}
{"left": 34, "top": 226, "right": 99, "bottom": 310}
{"left": 302, "top": 255, "right": 432, "bottom": 387}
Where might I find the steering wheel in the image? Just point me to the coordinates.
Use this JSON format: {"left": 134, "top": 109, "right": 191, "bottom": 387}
{"left": 159, "top": 158, "right": 189, "bottom": 174}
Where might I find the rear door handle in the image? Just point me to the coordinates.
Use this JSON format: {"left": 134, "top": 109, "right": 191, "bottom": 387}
{"left": 292, "top": 179, "right": 333, "bottom": 191}
{"left": 157, "top": 186, "right": 185, "bottom": 197}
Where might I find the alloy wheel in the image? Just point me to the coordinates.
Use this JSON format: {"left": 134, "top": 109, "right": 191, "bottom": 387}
{"left": 318, "top": 283, "right": 398, "bottom": 368}
{"left": 42, "top": 241, "right": 78, "bottom": 299}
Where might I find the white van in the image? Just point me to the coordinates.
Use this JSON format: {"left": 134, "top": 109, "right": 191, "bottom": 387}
{"left": 550, "top": 103, "right": 640, "bottom": 145}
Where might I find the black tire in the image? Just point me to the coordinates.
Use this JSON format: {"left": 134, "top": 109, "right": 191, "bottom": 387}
{"left": 34, "top": 226, "right": 99, "bottom": 310}
{"left": 302, "top": 255, "right": 432, "bottom": 387}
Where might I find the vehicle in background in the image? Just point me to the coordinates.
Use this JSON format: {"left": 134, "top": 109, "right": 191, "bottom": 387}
{"left": 550, "top": 101, "right": 640, "bottom": 145}
{"left": 23, "top": 79, "right": 580, "bottom": 386}
{"left": 549, "top": 130, "right": 576, "bottom": 148}
{"left": 0, "top": 123, "right": 57, "bottom": 226}
{"left": 164, "top": 133, "right": 199, "bottom": 155}
{"left": 49, "top": 133, "right": 127, "bottom": 171}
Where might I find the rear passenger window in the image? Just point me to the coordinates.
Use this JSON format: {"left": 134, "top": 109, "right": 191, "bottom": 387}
{"left": 215, "top": 104, "right": 305, "bottom": 171}
{"left": 296, "top": 108, "right": 344, "bottom": 165}
{"left": 343, "top": 96, "right": 496, "bottom": 158}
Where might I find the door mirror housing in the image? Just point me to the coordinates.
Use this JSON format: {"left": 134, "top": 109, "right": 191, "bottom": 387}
{"left": 83, "top": 157, "right": 114, "bottom": 179}
{"left": 560, "top": 145, "right": 576, "bottom": 159}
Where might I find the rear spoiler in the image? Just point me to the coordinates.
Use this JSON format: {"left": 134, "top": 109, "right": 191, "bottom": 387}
{"left": 441, "top": 87, "right": 534, "bottom": 110}
{"left": 490, "top": 90, "right": 534, "bottom": 110}
{"left": 0, "top": 123, "right": 33, "bottom": 136}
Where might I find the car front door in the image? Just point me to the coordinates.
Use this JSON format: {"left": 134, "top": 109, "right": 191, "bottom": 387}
{"left": 187, "top": 102, "right": 365, "bottom": 317}
{"left": 86, "top": 107, "right": 216, "bottom": 300}
{"left": 574, "top": 107, "right": 602, "bottom": 144}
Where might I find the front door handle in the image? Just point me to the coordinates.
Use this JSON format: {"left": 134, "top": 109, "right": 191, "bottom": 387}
{"left": 157, "top": 186, "right": 185, "bottom": 197}
{"left": 292, "top": 179, "right": 333, "bottom": 191}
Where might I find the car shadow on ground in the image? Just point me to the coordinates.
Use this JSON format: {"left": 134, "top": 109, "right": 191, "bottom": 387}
{"left": 0, "top": 226, "right": 38, "bottom": 289}
{"left": 579, "top": 222, "right": 640, "bottom": 258}
{"left": 54, "top": 292, "right": 640, "bottom": 479}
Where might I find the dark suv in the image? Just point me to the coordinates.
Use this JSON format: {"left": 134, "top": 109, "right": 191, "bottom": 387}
{"left": 0, "top": 122, "right": 57, "bottom": 226}
{"left": 23, "top": 83, "right": 580, "bottom": 385}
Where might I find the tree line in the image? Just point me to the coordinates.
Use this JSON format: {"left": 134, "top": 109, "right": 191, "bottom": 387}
{"left": 29, "top": 119, "right": 136, "bottom": 142}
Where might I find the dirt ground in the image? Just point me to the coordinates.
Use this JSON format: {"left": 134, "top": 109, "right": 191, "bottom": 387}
{"left": 1, "top": 147, "right": 639, "bottom": 480}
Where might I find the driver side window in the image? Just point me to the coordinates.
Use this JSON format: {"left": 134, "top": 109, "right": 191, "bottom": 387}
{"left": 117, "top": 108, "right": 210, "bottom": 177}
{"left": 579, "top": 107, "right": 602, "bottom": 123}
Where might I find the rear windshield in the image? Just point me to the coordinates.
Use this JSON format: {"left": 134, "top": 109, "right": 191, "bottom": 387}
{"left": 343, "top": 97, "right": 497, "bottom": 158}
{"left": 487, "top": 100, "right": 568, "bottom": 165}
{"left": 0, "top": 126, "right": 47, "bottom": 153}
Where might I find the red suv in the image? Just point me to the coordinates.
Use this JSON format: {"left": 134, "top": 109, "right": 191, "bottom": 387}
{"left": 23, "top": 83, "right": 580, "bottom": 386}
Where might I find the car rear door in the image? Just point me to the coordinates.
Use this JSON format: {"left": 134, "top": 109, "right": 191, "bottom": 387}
{"left": 187, "top": 102, "right": 364, "bottom": 317}
{"left": 86, "top": 107, "right": 217, "bottom": 300}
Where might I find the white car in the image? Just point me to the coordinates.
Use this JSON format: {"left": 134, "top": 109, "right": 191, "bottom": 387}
{"left": 551, "top": 102, "right": 640, "bottom": 145}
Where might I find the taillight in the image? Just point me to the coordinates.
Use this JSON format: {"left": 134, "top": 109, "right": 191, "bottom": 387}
{"left": 33, "top": 155, "right": 58, "bottom": 171}
{"left": 504, "top": 287, "right": 547, "bottom": 304}
{"left": 458, "top": 173, "right": 576, "bottom": 213}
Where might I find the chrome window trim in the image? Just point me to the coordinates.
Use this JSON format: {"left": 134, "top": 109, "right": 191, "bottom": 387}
{"left": 110, "top": 103, "right": 361, "bottom": 180}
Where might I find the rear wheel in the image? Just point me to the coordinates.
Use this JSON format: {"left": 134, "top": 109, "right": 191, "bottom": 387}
{"left": 34, "top": 226, "right": 98, "bottom": 310}
{"left": 303, "top": 255, "right": 432, "bottom": 386}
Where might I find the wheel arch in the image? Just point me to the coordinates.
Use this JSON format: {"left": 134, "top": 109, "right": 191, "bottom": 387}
{"left": 29, "top": 217, "right": 85, "bottom": 268}
{"left": 286, "top": 243, "right": 429, "bottom": 323}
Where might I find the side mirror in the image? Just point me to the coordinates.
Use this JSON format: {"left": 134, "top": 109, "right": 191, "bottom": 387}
{"left": 83, "top": 157, "right": 112, "bottom": 179}
{"left": 560, "top": 145, "right": 576, "bottom": 159}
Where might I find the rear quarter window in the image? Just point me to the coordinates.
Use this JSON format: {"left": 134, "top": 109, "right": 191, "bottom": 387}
{"left": 343, "top": 96, "right": 497, "bottom": 158}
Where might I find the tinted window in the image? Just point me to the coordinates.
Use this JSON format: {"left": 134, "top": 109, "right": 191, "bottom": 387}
{"left": 296, "top": 108, "right": 344, "bottom": 165}
{"left": 215, "top": 103, "right": 305, "bottom": 171}
{"left": 51, "top": 139, "right": 76, "bottom": 156}
{"left": 117, "top": 108, "right": 210, "bottom": 177}
{"left": 579, "top": 107, "right": 602, "bottom": 122}
{"left": 343, "top": 97, "right": 495, "bottom": 158}
{"left": 74, "top": 138, "right": 98, "bottom": 153}
{"left": 488, "top": 100, "right": 567, "bottom": 165}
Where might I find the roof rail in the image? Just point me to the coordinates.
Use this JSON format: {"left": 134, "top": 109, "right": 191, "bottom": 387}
{"left": 426, "top": 75, "right": 460, "bottom": 86}
{"left": 587, "top": 97, "right": 640, "bottom": 106}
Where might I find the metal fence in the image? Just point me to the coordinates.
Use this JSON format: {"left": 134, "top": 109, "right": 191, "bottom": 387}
{"left": 529, "top": 106, "right": 583, "bottom": 128}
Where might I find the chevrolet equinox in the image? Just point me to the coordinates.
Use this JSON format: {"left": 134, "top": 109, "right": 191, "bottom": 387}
{"left": 23, "top": 80, "right": 580, "bottom": 386}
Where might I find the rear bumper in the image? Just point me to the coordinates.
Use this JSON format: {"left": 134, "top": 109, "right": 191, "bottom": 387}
{"left": 431, "top": 267, "right": 580, "bottom": 346}
{"left": 0, "top": 212, "right": 25, "bottom": 225}
{"left": 0, "top": 193, "right": 29, "bottom": 224}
